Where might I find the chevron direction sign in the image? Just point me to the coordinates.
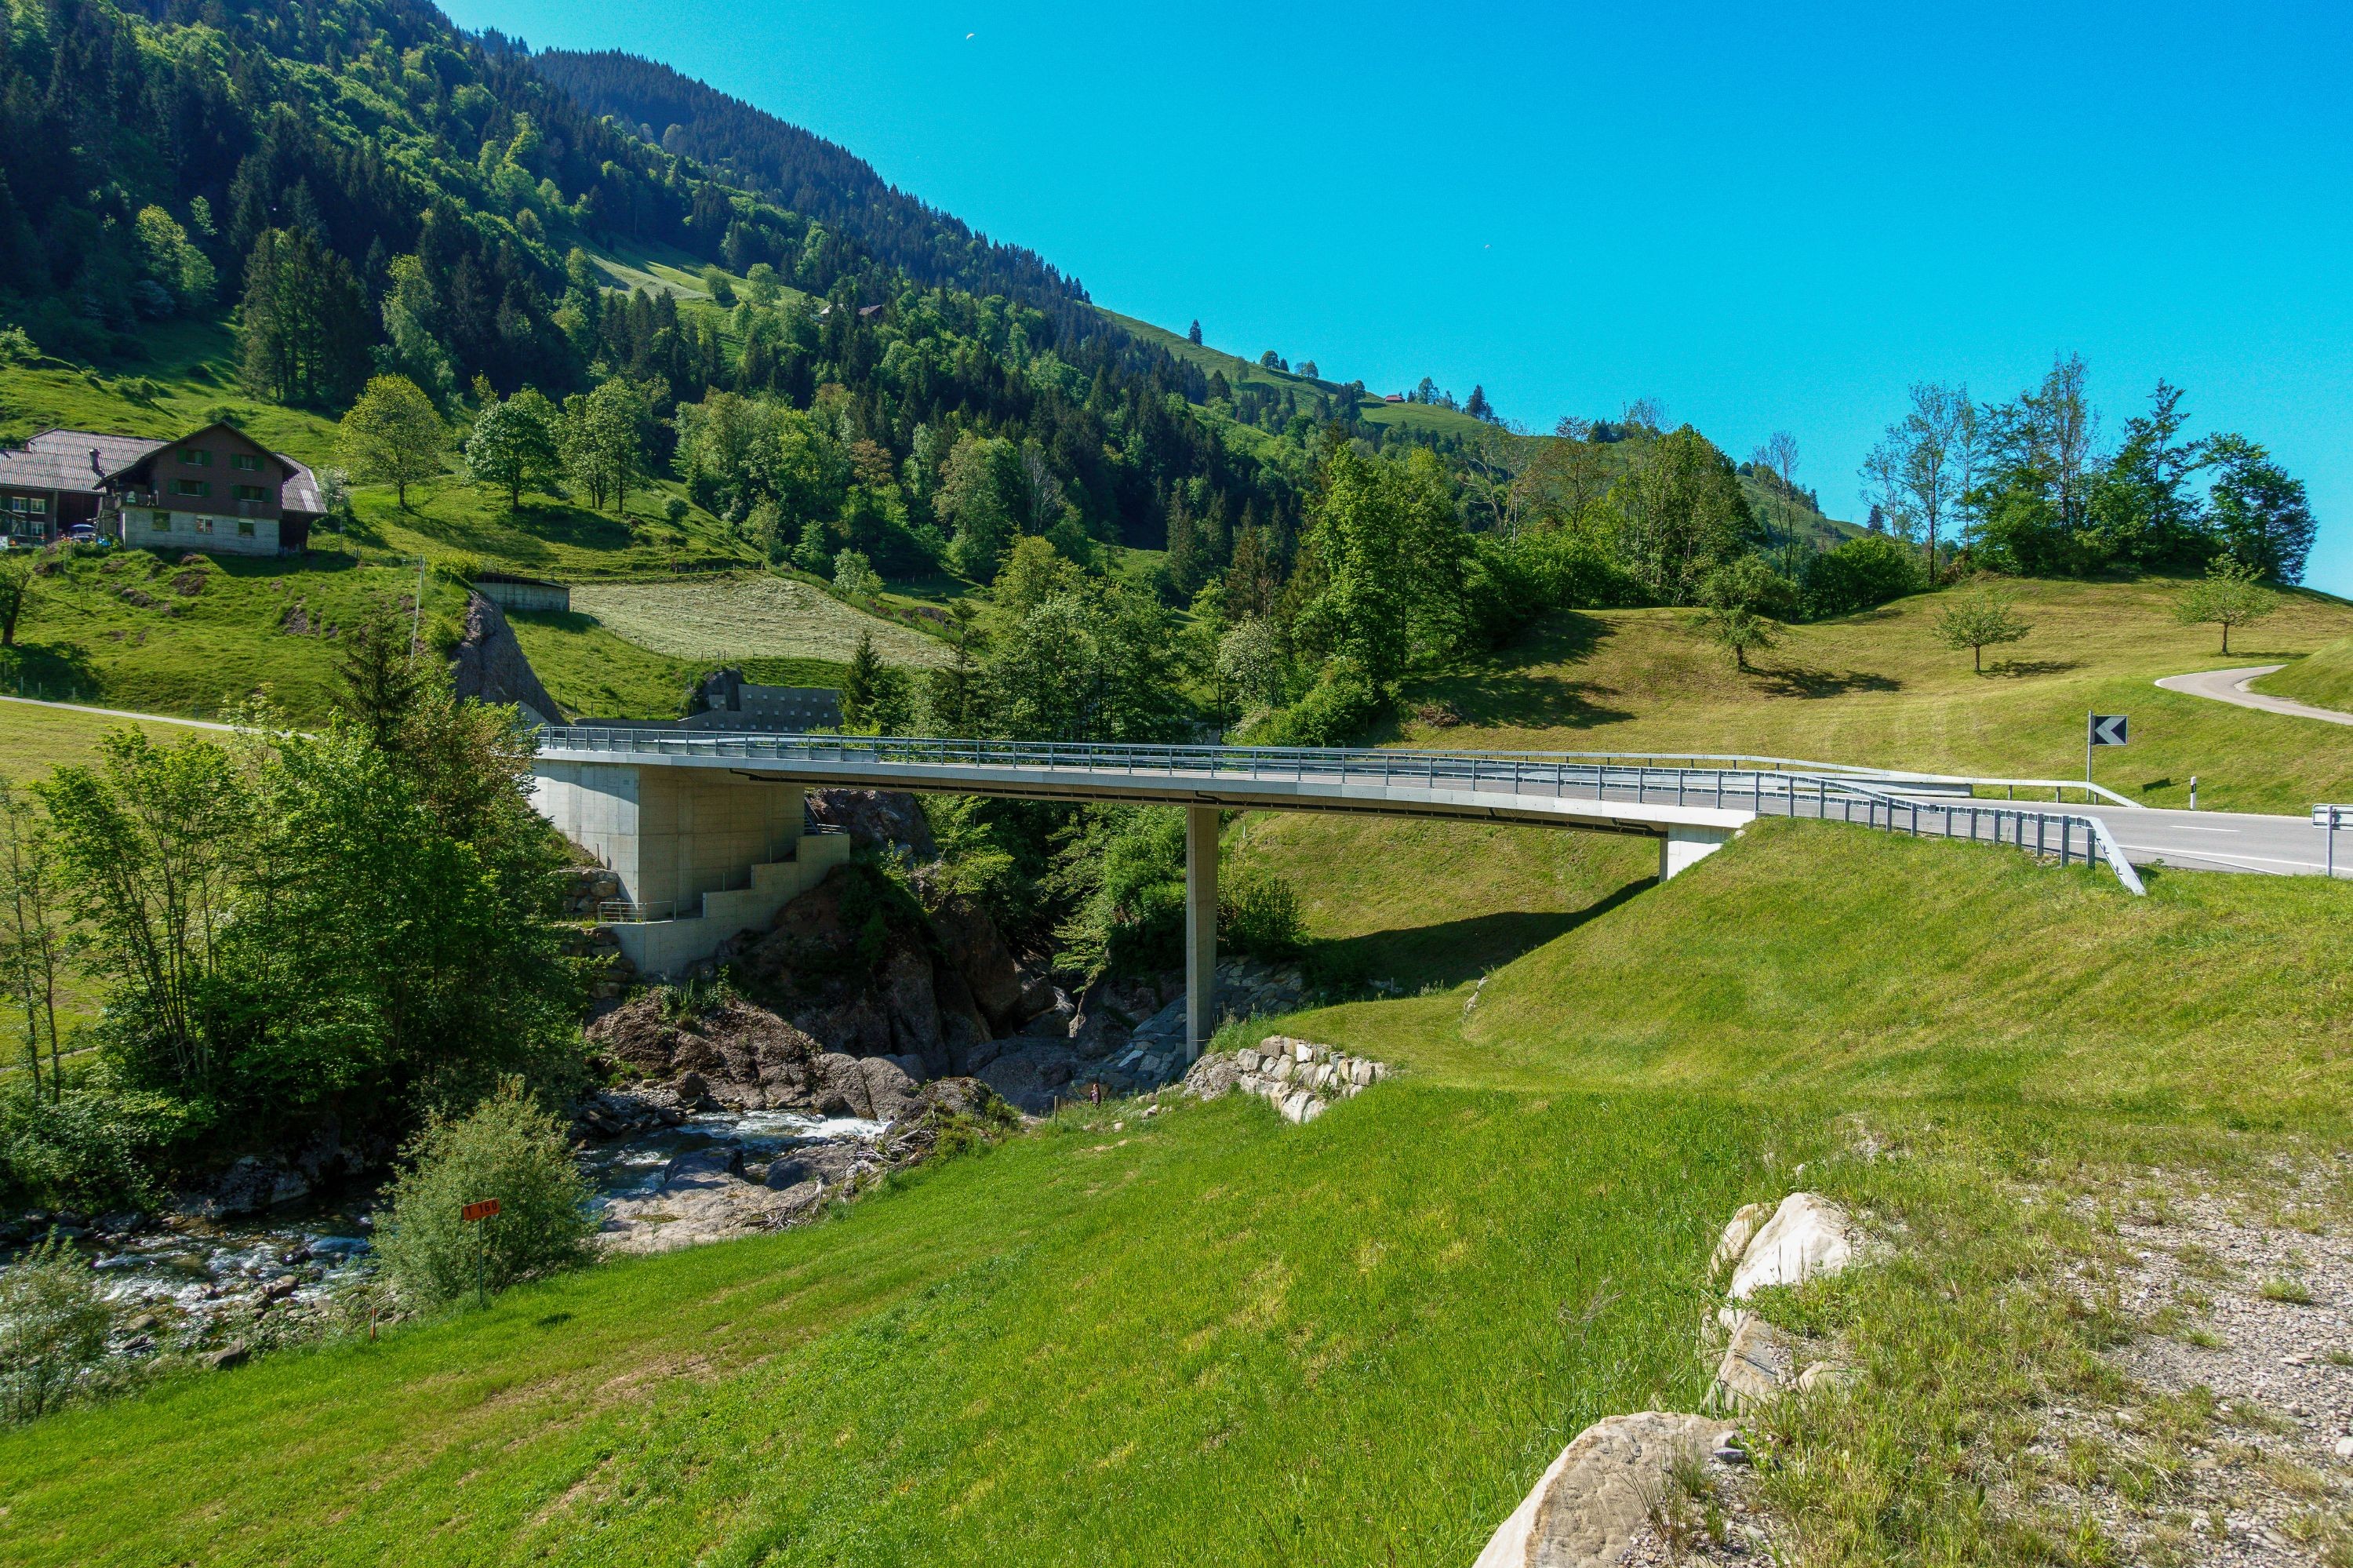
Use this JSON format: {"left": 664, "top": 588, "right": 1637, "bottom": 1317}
{"left": 2088, "top": 714, "right": 2129, "bottom": 747}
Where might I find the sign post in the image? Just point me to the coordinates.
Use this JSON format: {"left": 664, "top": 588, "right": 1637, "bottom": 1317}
{"left": 2316, "top": 806, "right": 2352, "bottom": 880}
{"left": 2086, "top": 712, "right": 2128, "bottom": 788}
{"left": 462, "top": 1198, "right": 500, "bottom": 1308}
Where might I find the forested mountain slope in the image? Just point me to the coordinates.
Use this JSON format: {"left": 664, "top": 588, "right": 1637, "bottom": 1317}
{"left": 527, "top": 47, "right": 1086, "bottom": 318}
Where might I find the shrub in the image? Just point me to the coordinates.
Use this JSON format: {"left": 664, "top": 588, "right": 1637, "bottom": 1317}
{"left": 663, "top": 496, "right": 690, "bottom": 529}
{"left": 833, "top": 548, "right": 884, "bottom": 600}
{"left": 1220, "top": 865, "right": 1306, "bottom": 960}
{"left": 0, "top": 1236, "right": 115, "bottom": 1424}
{"left": 0, "top": 325, "right": 38, "bottom": 365}
{"left": 373, "top": 1079, "right": 597, "bottom": 1308}
{"left": 0, "top": 1088, "right": 181, "bottom": 1213}
{"left": 432, "top": 551, "right": 483, "bottom": 585}
{"left": 1241, "top": 656, "right": 1387, "bottom": 748}
{"left": 1802, "top": 534, "right": 1922, "bottom": 619}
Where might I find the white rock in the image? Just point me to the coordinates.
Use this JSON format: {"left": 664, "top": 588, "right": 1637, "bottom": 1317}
{"left": 1729, "top": 1192, "right": 1855, "bottom": 1301}
{"left": 1293, "top": 1040, "right": 1315, "bottom": 1064}
{"left": 1710, "top": 1310, "right": 1795, "bottom": 1410}
{"left": 1279, "top": 1090, "right": 1316, "bottom": 1124}
{"left": 1472, "top": 1411, "right": 1723, "bottom": 1568}
{"left": 2335, "top": 1435, "right": 2353, "bottom": 1461}
{"left": 1709, "top": 1202, "right": 1773, "bottom": 1277}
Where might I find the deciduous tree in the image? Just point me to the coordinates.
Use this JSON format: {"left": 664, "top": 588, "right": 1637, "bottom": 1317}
{"left": 338, "top": 375, "right": 444, "bottom": 508}
{"left": 1933, "top": 588, "right": 2032, "bottom": 673}
{"left": 2170, "top": 557, "right": 2280, "bottom": 654}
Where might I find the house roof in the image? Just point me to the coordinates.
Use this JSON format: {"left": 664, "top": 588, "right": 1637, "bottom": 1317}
{"left": 0, "top": 429, "right": 168, "bottom": 493}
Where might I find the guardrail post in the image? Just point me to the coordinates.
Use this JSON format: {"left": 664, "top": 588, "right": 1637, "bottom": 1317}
{"left": 1184, "top": 806, "right": 1219, "bottom": 1064}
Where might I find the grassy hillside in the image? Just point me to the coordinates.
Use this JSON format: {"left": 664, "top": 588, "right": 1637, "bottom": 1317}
{"left": 0, "top": 546, "right": 475, "bottom": 721}
{"left": 5, "top": 820, "right": 2345, "bottom": 1563}
{"left": 1392, "top": 576, "right": 2353, "bottom": 814}
{"left": 2253, "top": 635, "right": 2353, "bottom": 714}
{"left": 1283, "top": 819, "right": 2352, "bottom": 1123}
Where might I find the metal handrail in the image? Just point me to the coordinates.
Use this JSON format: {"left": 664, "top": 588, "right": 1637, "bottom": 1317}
{"left": 539, "top": 727, "right": 2148, "bottom": 895}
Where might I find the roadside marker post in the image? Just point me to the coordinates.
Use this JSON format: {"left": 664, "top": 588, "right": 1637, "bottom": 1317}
{"left": 2086, "top": 712, "right": 2127, "bottom": 787}
{"left": 2316, "top": 806, "right": 2352, "bottom": 880}
{"left": 462, "top": 1198, "right": 500, "bottom": 1307}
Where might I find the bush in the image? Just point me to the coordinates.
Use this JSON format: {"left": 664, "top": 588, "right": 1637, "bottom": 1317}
{"left": 1802, "top": 534, "right": 1923, "bottom": 619}
{"left": 0, "top": 1236, "right": 115, "bottom": 1424}
{"left": 0, "top": 1088, "right": 182, "bottom": 1213}
{"left": 373, "top": 1079, "right": 597, "bottom": 1308}
{"left": 1240, "top": 657, "right": 1387, "bottom": 748}
{"left": 1220, "top": 865, "right": 1306, "bottom": 960}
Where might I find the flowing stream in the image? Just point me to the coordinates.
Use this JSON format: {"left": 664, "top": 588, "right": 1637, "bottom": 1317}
{"left": 5, "top": 1104, "right": 883, "bottom": 1354}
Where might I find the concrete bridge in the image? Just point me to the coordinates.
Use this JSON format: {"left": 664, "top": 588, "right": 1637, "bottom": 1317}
{"left": 529, "top": 730, "right": 2151, "bottom": 1059}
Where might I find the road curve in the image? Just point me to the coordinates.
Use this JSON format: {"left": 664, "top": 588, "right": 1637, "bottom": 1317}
{"left": 2155, "top": 665, "right": 2353, "bottom": 727}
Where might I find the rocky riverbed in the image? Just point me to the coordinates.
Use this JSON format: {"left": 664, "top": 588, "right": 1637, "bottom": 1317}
{"left": 0, "top": 1095, "right": 902, "bottom": 1366}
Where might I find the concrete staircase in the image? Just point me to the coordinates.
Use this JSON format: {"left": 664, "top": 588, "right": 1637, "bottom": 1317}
{"left": 605, "top": 830, "right": 853, "bottom": 980}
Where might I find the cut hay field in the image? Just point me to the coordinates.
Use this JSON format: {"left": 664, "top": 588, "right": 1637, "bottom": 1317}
{"left": 570, "top": 577, "right": 958, "bottom": 668}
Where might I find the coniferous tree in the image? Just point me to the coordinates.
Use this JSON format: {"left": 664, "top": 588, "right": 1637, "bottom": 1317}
{"left": 238, "top": 228, "right": 370, "bottom": 407}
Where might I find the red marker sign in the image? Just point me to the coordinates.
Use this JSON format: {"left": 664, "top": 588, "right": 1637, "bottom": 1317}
{"left": 461, "top": 1199, "right": 501, "bottom": 1223}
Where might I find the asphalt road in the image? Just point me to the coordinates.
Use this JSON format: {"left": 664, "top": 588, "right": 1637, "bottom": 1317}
{"left": 2155, "top": 664, "right": 2353, "bottom": 728}
{"left": 2072, "top": 802, "right": 2349, "bottom": 879}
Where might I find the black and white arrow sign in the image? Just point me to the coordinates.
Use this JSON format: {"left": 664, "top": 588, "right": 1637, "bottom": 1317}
{"left": 2088, "top": 714, "right": 2128, "bottom": 748}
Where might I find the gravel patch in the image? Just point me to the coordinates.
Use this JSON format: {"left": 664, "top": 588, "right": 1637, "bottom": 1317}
{"left": 2046, "top": 1158, "right": 2353, "bottom": 1565}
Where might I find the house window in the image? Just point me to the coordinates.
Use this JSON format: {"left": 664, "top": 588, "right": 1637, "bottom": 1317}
{"left": 180, "top": 448, "right": 212, "bottom": 467}
{"left": 230, "top": 453, "right": 261, "bottom": 472}
{"left": 173, "top": 478, "right": 211, "bottom": 497}
{"left": 150, "top": 512, "right": 169, "bottom": 531}
{"left": 232, "top": 484, "right": 267, "bottom": 502}
{"left": 195, "top": 516, "right": 214, "bottom": 535}
{"left": 237, "top": 519, "right": 256, "bottom": 537}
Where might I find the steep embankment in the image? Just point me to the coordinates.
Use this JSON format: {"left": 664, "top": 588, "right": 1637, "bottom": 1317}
{"left": 2254, "top": 635, "right": 2353, "bottom": 715}
{"left": 1281, "top": 818, "right": 2353, "bottom": 1122}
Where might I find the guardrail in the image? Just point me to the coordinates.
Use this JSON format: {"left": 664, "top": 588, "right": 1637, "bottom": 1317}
{"left": 539, "top": 728, "right": 2148, "bottom": 895}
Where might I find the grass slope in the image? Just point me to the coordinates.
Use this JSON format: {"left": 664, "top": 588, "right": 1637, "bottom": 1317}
{"left": 0, "top": 1084, "right": 1783, "bottom": 1566}
{"left": 507, "top": 607, "right": 849, "bottom": 720}
{"left": 1284, "top": 819, "right": 2353, "bottom": 1124}
{"left": 2253, "top": 635, "right": 2353, "bottom": 715}
{"left": 0, "top": 547, "right": 472, "bottom": 721}
{"left": 1395, "top": 576, "right": 2353, "bottom": 814}
{"left": 5, "top": 821, "right": 2348, "bottom": 1562}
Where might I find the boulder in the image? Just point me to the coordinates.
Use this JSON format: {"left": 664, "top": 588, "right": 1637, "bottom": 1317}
{"left": 447, "top": 591, "right": 561, "bottom": 725}
{"left": 1709, "top": 1311, "right": 1797, "bottom": 1410}
{"left": 804, "top": 789, "right": 936, "bottom": 857}
{"left": 1709, "top": 1201, "right": 1773, "bottom": 1277}
{"left": 1727, "top": 1192, "right": 1855, "bottom": 1301}
{"left": 204, "top": 1343, "right": 251, "bottom": 1372}
{"left": 812, "top": 1054, "right": 920, "bottom": 1122}
{"left": 1472, "top": 1411, "right": 1728, "bottom": 1568}
{"left": 928, "top": 895, "right": 1027, "bottom": 1029}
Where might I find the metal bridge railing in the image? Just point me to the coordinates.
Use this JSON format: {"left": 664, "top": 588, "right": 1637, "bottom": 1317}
{"left": 539, "top": 727, "right": 2148, "bottom": 895}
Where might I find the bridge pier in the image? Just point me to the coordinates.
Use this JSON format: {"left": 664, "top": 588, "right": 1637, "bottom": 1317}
{"left": 1185, "top": 805, "right": 1218, "bottom": 1062}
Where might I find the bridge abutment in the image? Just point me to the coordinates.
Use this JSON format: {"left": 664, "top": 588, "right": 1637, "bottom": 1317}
{"left": 531, "top": 762, "right": 852, "bottom": 980}
{"left": 1659, "top": 826, "right": 1733, "bottom": 882}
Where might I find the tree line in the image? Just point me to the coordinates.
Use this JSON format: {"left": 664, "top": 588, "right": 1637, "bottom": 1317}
{"left": 1861, "top": 355, "right": 2315, "bottom": 585}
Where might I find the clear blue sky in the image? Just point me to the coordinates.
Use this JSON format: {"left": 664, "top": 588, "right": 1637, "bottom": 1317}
{"left": 446, "top": 0, "right": 2353, "bottom": 595}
